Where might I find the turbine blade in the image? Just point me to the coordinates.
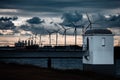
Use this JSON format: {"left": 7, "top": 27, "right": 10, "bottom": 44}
{"left": 66, "top": 27, "right": 72, "bottom": 30}
{"left": 85, "top": 23, "right": 90, "bottom": 32}
{"left": 58, "top": 29, "right": 61, "bottom": 31}
{"left": 46, "top": 30, "right": 49, "bottom": 33}
{"left": 71, "top": 22, "right": 76, "bottom": 27}
{"left": 86, "top": 12, "right": 91, "bottom": 23}
{"left": 61, "top": 25, "right": 65, "bottom": 30}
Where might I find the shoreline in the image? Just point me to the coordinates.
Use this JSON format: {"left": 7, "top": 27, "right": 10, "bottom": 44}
{"left": 0, "top": 62, "right": 118, "bottom": 80}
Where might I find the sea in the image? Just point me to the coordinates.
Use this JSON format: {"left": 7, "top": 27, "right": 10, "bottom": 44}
{"left": 0, "top": 52, "right": 120, "bottom": 77}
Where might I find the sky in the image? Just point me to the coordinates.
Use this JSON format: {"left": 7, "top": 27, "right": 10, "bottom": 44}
{"left": 0, "top": 0, "right": 120, "bottom": 46}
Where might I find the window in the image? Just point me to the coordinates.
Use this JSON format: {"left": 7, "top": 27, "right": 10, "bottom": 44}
{"left": 102, "top": 37, "right": 105, "bottom": 47}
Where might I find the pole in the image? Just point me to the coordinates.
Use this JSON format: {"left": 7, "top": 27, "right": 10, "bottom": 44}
{"left": 56, "top": 33, "right": 58, "bottom": 46}
{"left": 47, "top": 58, "right": 51, "bottom": 69}
{"left": 65, "top": 30, "right": 66, "bottom": 46}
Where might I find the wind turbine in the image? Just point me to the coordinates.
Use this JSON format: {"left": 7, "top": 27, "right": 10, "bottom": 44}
{"left": 46, "top": 30, "right": 54, "bottom": 46}
{"left": 82, "top": 13, "right": 96, "bottom": 51}
{"left": 53, "top": 29, "right": 61, "bottom": 46}
{"left": 39, "top": 34, "right": 42, "bottom": 47}
{"left": 53, "top": 23, "right": 61, "bottom": 46}
{"left": 84, "top": 13, "right": 95, "bottom": 32}
{"left": 61, "top": 25, "right": 71, "bottom": 46}
{"left": 71, "top": 22, "right": 78, "bottom": 46}
{"left": 32, "top": 33, "right": 37, "bottom": 45}
{"left": 50, "top": 19, "right": 62, "bottom": 46}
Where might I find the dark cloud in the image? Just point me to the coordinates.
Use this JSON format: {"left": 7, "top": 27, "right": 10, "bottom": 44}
{"left": 19, "top": 18, "right": 63, "bottom": 35}
{"left": 21, "top": 17, "right": 47, "bottom": 34}
{"left": 27, "top": 17, "right": 44, "bottom": 24}
{"left": 1, "top": 0, "right": 120, "bottom": 10}
{"left": 12, "top": 16, "right": 18, "bottom": 20}
{"left": 0, "top": 16, "right": 18, "bottom": 21}
{"left": 73, "top": 13, "right": 120, "bottom": 35}
{"left": 0, "top": 16, "right": 17, "bottom": 30}
{"left": 61, "top": 11, "right": 83, "bottom": 27}
{"left": 0, "top": 21, "right": 16, "bottom": 30}
{"left": 106, "top": 14, "right": 120, "bottom": 27}
{"left": 19, "top": 24, "right": 49, "bottom": 35}
{"left": 61, "top": 12, "right": 120, "bottom": 30}
{"left": 20, "top": 23, "right": 62, "bottom": 35}
{"left": 1, "top": 13, "right": 119, "bottom": 35}
{"left": 108, "top": 14, "right": 120, "bottom": 21}
{"left": 19, "top": 24, "right": 31, "bottom": 31}
{"left": 0, "top": 0, "right": 119, "bottom": 16}
{"left": 91, "top": 14, "right": 120, "bottom": 28}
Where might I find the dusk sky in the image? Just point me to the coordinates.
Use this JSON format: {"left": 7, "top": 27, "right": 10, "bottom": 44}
{"left": 0, "top": 0, "right": 120, "bottom": 46}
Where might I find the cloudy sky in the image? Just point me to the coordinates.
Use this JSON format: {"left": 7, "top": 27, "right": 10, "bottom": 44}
{"left": 0, "top": 0, "right": 120, "bottom": 17}
{"left": 0, "top": 0, "right": 120, "bottom": 46}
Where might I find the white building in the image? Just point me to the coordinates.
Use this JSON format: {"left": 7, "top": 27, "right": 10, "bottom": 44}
{"left": 82, "top": 29, "right": 114, "bottom": 75}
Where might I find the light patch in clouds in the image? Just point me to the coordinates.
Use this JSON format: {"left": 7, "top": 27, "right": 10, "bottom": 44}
{"left": 0, "top": 30, "right": 14, "bottom": 35}
{"left": 100, "top": 8, "right": 120, "bottom": 14}
{"left": 0, "top": 9, "right": 19, "bottom": 13}
{"left": 12, "top": 17, "right": 29, "bottom": 26}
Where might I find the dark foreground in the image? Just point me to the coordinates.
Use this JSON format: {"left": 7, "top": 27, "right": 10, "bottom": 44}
{"left": 0, "top": 62, "right": 119, "bottom": 80}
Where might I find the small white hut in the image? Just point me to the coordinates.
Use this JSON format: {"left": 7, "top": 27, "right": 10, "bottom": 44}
{"left": 82, "top": 29, "right": 114, "bottom": 75}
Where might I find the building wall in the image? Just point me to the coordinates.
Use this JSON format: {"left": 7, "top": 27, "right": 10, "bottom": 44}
{"left": 83, "top": 36, "right": 93, "bottom": 64}
{"left": 92, "top": 35, "right": 114, "bottom": 64}
{"left": 83, "top": 35, "right": 114, "bottom": 64}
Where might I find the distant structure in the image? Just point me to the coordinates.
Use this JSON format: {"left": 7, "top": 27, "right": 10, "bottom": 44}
{"left": 15, "top": 36, "right": 39, "bottom": 49}
{"left": 61, "top": 25, "right": 71, "bottom": 46}
{"left": 46, "top": 30, "right": 54, "bottom": 46}
{"left": 82, "top": 29, "right": 114, "bottom": 75}
{"left": 15, "top": 40, "right": 25, "bottom": 48}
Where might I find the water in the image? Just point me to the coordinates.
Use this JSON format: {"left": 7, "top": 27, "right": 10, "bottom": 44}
{"left": 0, "top": 52, "right": 119, "bottom": 76}
{"left": 0, "top": 58, "right": 48, "bottom": 67}
{"left": 0, "top": 58, "right": 83, "bottom": 70}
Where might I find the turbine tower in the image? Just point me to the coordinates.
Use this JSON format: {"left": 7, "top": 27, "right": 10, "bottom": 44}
{"left": 46, "top": 30, "right": 54, "bottom": 46}
{"left": 71, "top": 22, "right": 78, "bottom": 46}
{"left": 61, "top": 25, "right": 71, "bottom": 46}
{"left": 50, "top": 18, "right": 62, "bottom": 46}
{"left": 34, "top": 33, "right": 37, "bottom": 44}
{"left": 53, "top": 29, "right": 61, "bottom": 46}
{"left": 39, "top": 34, "right": 42, "bottom": 47}
{"left": 53, "top": 23, "right": 61, "bottom": 46}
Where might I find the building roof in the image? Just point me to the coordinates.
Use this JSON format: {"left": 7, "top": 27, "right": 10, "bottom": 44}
{"left": 85, "top": 29, "right": 112, "bottom": 34}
